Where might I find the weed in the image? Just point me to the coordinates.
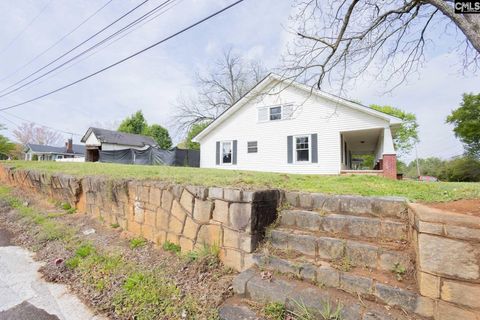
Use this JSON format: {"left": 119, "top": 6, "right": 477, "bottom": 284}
{"left": 112, "top": 271, "right": 185, "bottom": 320}
{"left": 76, "top": 243, "right": 95, "bottom": 258}
{"left": 129, "top": 237, "right": 147, "bottom": 249}
{"left": 66, "top": 207, "right": 76, "bottom": 214}
{"left": 162, "top": 240, "right": 181, "bottom": 253}
{"left": 185, "top": 243, "right": 220, "bottom": 266}
{"left": 289, "top": 299, "right": 315, "bottom": 320}
{"left": 61, "top": 202, "right": 72, "bottom": 210}
{"left": 315, "top": 209, "right": 328, "bottom": 216}
{"left": 391, "top": 262, "right": 407, "bottom": 281}
{"left": 263, "top": 302, "right": 286, "bottom": 320}
{"left": 277, "top": 201, "right": 292, "bottom": 211}
{"left": 185, "top": 251, "right": 199, "bottom": 261}
{"left": 65, "top": 256, "right": 81, "bottom": 269}
{"left": 319, "top": 300, "right": 343, "bottom": 320}
{"left": 65, "top": 243, "right": 96, "bottom": 269}
{"left": 338, "top": 255, "right": 354, "bottom": 272}
{"left": 110, "top": 223, "right": 120, "bottom": 229}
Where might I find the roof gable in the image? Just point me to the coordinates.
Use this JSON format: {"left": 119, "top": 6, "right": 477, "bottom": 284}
{"left": 193, "top": 74, "right": 402, "bottom": 141}
{"left": 81, "top": 127, "right": 156, "bottom": 147}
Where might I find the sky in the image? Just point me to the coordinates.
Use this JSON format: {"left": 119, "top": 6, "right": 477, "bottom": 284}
{"left": 0, "top": 0, "right": 478, "bottom": 164}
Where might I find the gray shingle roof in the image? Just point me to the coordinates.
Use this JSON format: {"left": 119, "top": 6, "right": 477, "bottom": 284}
{"left": 81, "top": 127, "right": 157, "bottom": 147}
{"left": 26, "top": 143, "right": 85, "bottom": 155}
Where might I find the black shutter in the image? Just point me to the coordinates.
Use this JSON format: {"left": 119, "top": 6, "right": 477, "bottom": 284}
{"left": 340, "top": 134, "right": 344, "bottom": 164}
{"left": 232, "top": 140, "right": 237, "bottom": 165}
{"left": 216, "top": 141, "right": 220, "bottom": 165}
{"left": 287, "top": 136, "right": 293, "bottom": 163}
{"left": 311, "top": 133, "right": 318, "bottom": 163}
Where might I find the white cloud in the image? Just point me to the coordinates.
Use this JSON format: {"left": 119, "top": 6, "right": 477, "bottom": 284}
{"left": 0, "top": 0, "right": 477, "bottom": 166}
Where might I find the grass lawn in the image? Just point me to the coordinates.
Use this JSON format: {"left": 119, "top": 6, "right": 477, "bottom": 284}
{"left": 3, "top": 160, "right": 480, "bottom": 202}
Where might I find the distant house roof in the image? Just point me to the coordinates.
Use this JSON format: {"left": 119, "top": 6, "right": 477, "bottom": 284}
{"left": 81, "top": 127, "right": 157, "bottom": 147}
{"left": 26, "top": 143, "right": 85, "bottom": 155}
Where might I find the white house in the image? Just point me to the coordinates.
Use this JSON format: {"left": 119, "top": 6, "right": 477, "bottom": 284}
{"left": 81, "top": 127, "right": 157, "bottom": 162}
{"left": 24, "top": 139, "right": 85, "bottom": 161}
{"left": 193, "top": 74, "right": 402, "bottom": 179}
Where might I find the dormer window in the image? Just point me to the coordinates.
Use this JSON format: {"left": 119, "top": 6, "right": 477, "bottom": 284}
{"left": 258, "top": 104, "right": 295, "bottom": 122}
{"left": 269, "top": 106, "right": 282, "bottom": 120}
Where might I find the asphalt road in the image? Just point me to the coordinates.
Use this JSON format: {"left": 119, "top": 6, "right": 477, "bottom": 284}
{"left": 0, "top": 228, "right": 104, "bottom": 320}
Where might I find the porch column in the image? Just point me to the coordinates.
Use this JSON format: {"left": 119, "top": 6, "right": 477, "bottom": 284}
{"left": 382, "top": 126, "right": 397, "bottom": 179}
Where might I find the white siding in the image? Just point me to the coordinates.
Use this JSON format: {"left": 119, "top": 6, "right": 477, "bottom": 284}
{"left": 101, "top": 143, "right": 149, "bottom": 151}
{"left": 84, "top": 132, "right": 101, "bottom": 146}
{"left": 199, "top": 80, "right": 391, "bottom": 174}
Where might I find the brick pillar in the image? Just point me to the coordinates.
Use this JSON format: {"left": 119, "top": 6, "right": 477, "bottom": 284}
{"left": 382, "top": 154, "right": 397, "bottom": 179}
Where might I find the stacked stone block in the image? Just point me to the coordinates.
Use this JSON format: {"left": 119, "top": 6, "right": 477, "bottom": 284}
{"left": 410, "top": 203, "right": 480, "bottom": 320}
{"left": 82, "top": 179, "right": 280, "bottom": 271}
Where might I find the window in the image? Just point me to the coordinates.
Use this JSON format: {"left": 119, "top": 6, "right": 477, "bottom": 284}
{"left": 247, "top": 141, "right": 258, "bottom": 153}
{"left": 221, "top": 141, "right": 232, "bottom": 164}
{"left": 269, "top": 106, "right": 282, "bottom": 121}
{"left": 295, "top": 136, "right": 309, "bottom": 162}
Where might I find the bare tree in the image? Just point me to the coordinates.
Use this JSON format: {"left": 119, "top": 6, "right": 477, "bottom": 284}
{"left": 285, "top": 0, "right": 480, "bottom": 92}
{"left": 174, "top": 48, "right": 267, "bottom": 130}
{"left": 13, "top": 123, "right": 64, "bottom": 146}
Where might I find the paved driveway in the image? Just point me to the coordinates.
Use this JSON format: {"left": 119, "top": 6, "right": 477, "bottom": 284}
{"left": 0, "top": 228, "right": 105, "bottom": 320}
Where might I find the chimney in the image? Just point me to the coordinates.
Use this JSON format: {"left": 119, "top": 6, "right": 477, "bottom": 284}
{"left": 66, "top": 139, "right": 73, "bottom": 153}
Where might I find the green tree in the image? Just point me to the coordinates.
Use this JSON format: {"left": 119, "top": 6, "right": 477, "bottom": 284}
{"left": 370, "top": 105, "right": 419, "bottom": 156}
{"left": 446, "top": 93, "right": 480, "bottom": 158}
{"left": 0, "top": 125, "right": 15, "bottom": 158}
{"left": 145, "top": 124, "right": 172, "bottom": 149}
{"left": 405, "top": 157, "right": 445, "bottom": 179}
{"left": 118, "top": 110, "right": 172, "bottom": 149}
{"left": 180, "top": 122, "right": 209, "bottom": 150}
{"left": 118, "top": 110, "right": 148, "bottom": 135}
{"left": 439, "top": 156, "right": 480, "bottom": 182}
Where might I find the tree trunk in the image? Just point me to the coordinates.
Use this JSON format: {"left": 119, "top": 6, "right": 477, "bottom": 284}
{"left": 427, "top": 0, "right": 480, "bottom": 53}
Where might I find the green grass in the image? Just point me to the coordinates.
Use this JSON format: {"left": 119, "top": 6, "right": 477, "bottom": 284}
{"left": 263, "top": 302, "right": 286, "bottom": 320}
{"left": 3, "top": 161, "right": 480, "bottom": 202}
{"left": 129, "top": 237, "right": 147, "bottom": 249}
{"left": 0, "top": 186, "right": 74, "bottom": 242}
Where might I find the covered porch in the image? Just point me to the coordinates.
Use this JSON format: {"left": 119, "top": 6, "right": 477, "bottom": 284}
{"left": 340, "top": 127, "right": 397, "bottom": 179}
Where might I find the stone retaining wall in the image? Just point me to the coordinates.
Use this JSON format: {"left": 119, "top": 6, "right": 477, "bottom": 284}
{"left": 409, "top": 203, "right": 480, "bottom": 320}
{"left": 2, "top": 164, "right": 480, "bottom": 319}
{"left": 0, "top": 166, "right": 280, "bottom": 271}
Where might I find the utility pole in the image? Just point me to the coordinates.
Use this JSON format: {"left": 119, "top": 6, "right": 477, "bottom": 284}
{"left": 415, "top": 143, "right": 421, "bottom": 178}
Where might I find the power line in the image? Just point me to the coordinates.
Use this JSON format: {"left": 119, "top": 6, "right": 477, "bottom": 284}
{"left": 0, "top": 0, "right": 245, "bottom": 112}
{"left": 0, "top": 0, "right": 52, "bottom": 56}
{"left": 0, "top": 0, "right": 151, "bottom": 94}
{"left": 20, "top": 0, "right": 184, "bottom": 93}
{"left": 0, "top": 113, "right": 19, "bottom": 128}
{"left": 0, "top": 0, "right": 177, "bottom": 99}
{"left": 0, "top": 0, "right": 115, "bottom": 84}
{"left": 0, "top": 110, "right": 81, "bottom": 136}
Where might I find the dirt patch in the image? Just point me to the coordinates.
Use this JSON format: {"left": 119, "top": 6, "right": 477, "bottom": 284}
{"left": 425, "top": 199, "right": 480, "bottom": 217}
{"left": 0, "top": 189, "right": 235, "bottom": 320}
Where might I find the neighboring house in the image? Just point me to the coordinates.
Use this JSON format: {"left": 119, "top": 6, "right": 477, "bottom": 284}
{"left": 81, "top": 127, "right": 157, "bottom": 162}
{"left": 24, "top": 139, "right": 85, "bottom": 161}
{"left": 193, "top": 74, "right": 402, "bottom": 179}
